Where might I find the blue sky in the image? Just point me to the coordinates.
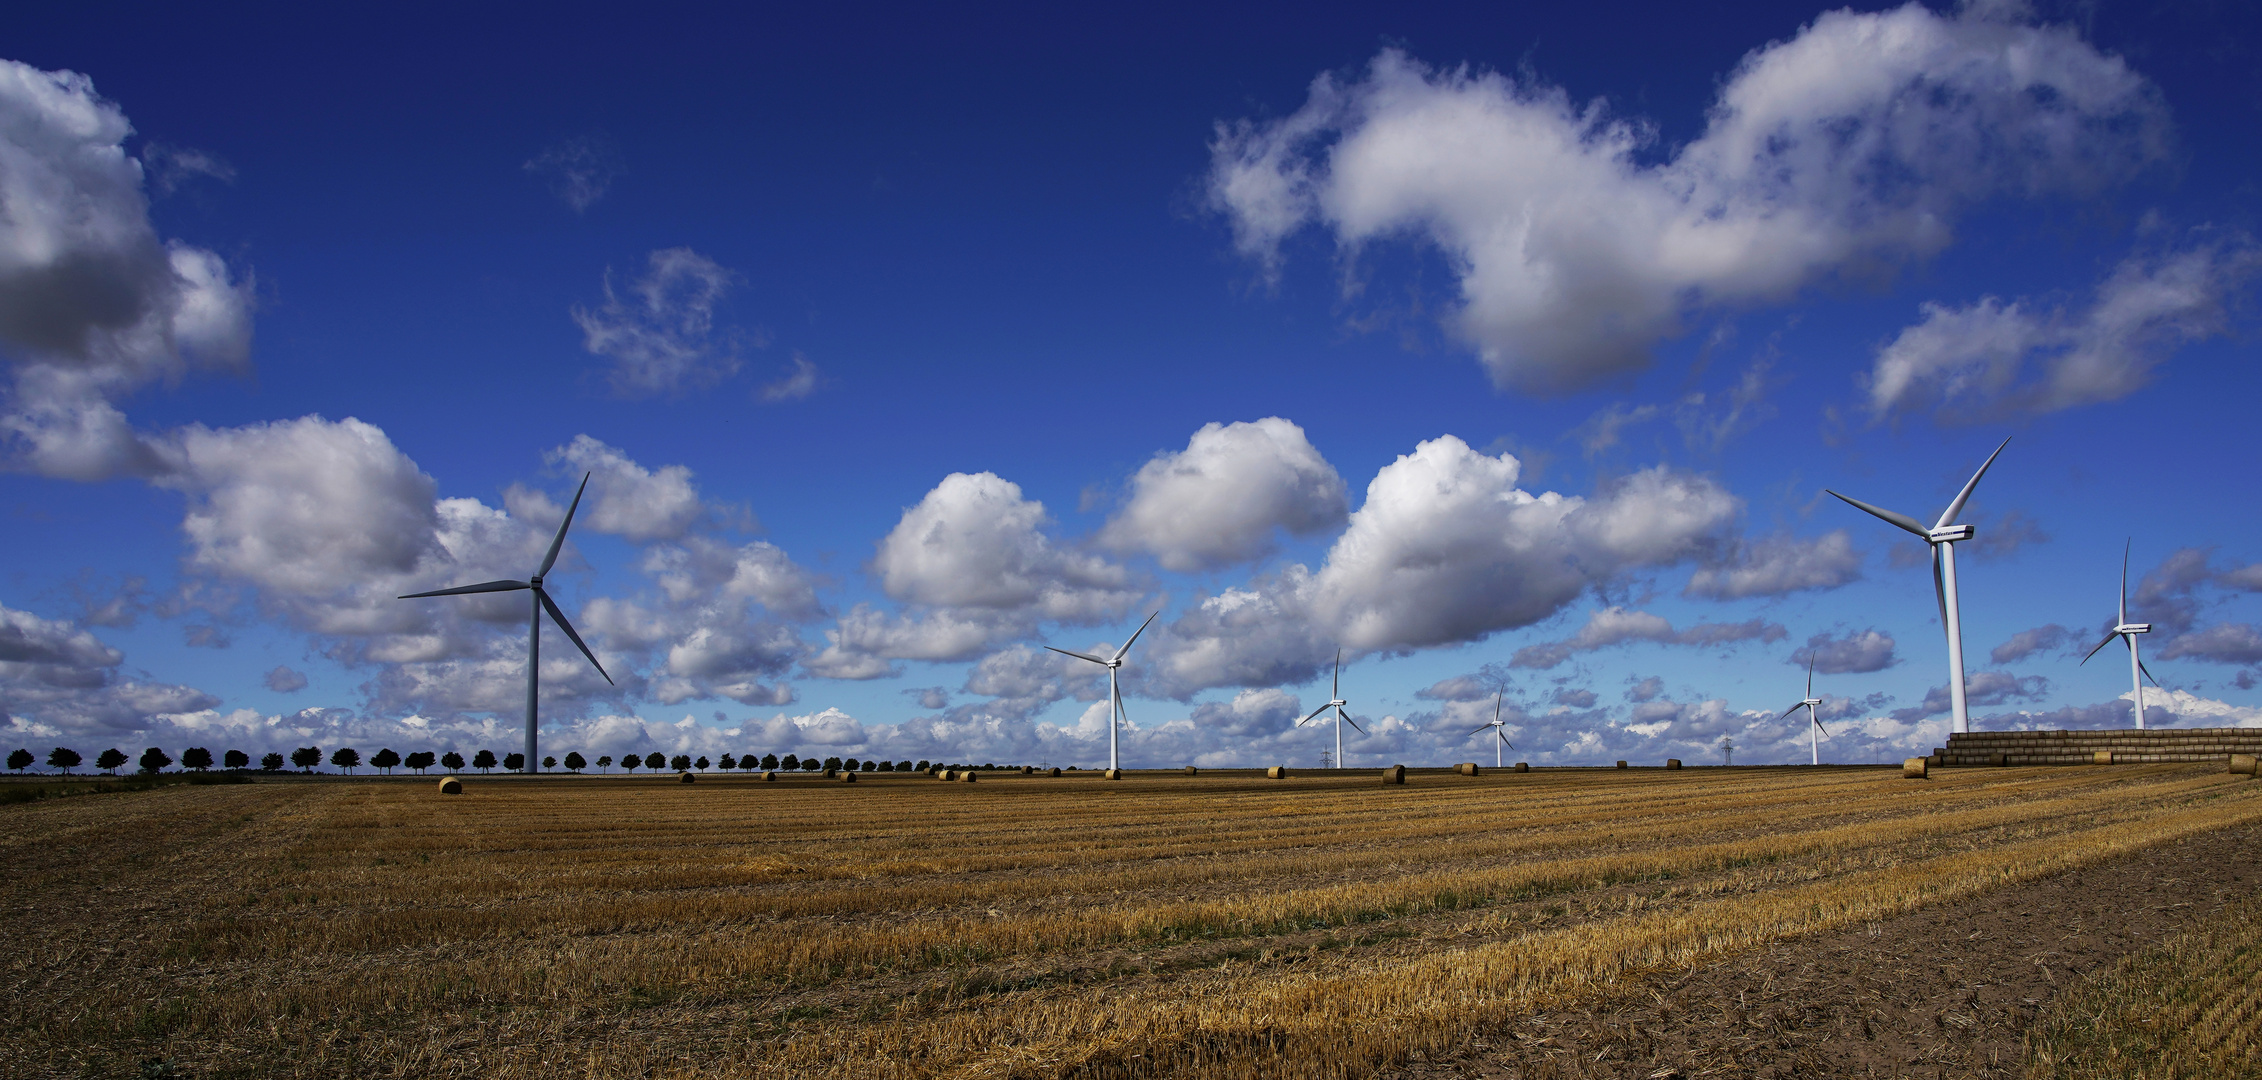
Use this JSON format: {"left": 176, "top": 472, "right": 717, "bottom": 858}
{"left": 3, "top": 0, "right": 2259, "bottom": 769}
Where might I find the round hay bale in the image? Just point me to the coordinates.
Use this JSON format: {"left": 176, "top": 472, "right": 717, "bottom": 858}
{"left": 1616, "top": 760, "right": 1629, "bottom": 769}
{"left": 2230, "top": 753, "right": 2257, "bottom": 775}
{"left": 1513, "top": 762, "right": 1529, "bottom": 772}
{"left": 961, "top": 770, "right": 977, "bottom": 783}
{"left": 1455, "top": 762, "right": 1480, "bottom": 776}
{"left": 1989, "top": 753, "right": 2008, "bottom": 768}
{"left": 1102, "top": 768, "right": 1122, "bottom": 780}
{"left": 2094, "top": 750, "right": 2114, "bottom": 766}
{"left": 840, "top": 771, "right": 857, "bottom": 783}
{"left": 823, "top": 768, "right": 838, "bottom": 778}
{"left": 679, "top": 771, "right": 696, "bottom": 783}
{"left": 1902, "top": 757, "right": 1929, "bottom": 779}
{"left": 437, "top": 776, "right": 463, "bottom": 795}
{"left": 1266, "top": 765, "right": 1288, "bottom": 779}
{"left": 762, "top": 771, "right": 777, "bottom": 781}
{"left": 1380, "top": 764, "right": 1406, "bottom": 785}
{"left": 1665, "top": 758, "right": 1682, "bottom": 770}
{"left": 1184, "top": 765, "right": 1199, "bottom": 776}
{"left": 1048, "top": 767, "right": 1062, "bottom": 777}
{"left": 939, "top": 769, "right": 956, "bottom": 781}
{"left": 1020, "top": 766, "right": 1033, "bottom": 775}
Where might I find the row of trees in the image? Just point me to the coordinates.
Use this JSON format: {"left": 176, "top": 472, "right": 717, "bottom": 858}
{"left": 6, "top": 747, "right": 1011, "bottom": 777}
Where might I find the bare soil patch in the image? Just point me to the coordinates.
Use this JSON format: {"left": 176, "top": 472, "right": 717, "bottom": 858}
{"left": 1394, "top": 821, "right": 2262, "bottom": 1079}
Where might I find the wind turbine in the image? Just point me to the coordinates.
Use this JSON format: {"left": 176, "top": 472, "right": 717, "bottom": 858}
{"left": 2081, "top": 539, "right": 2158, "bottom": 729}
{"left": 1828, "top": 436, "right": 2010, "bottom": 735}
{"left": 398, "top": 473, "right": 613, "bottom": 773}
{"left": 1468, "top": 691, "right": 1515, "bottom": 769}
{"left": 1045, "top": 611, "right": 1158, "bottom": 775}
{"left": 1779, "top": 654, "right": 1828, "bottom": 766}
{"left": 1297, "top": 650, "right": 1365, "bottom": 768}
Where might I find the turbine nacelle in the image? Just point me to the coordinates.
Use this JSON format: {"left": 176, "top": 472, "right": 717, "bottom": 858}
{"left": 2115, "top": 622, "right": 2151, "bottom": 635}
{"left": 1927, "top": 524, "right": 1975, "bottom": 544}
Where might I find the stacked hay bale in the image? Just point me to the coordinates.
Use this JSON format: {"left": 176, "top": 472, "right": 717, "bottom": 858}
{"left": 437, "top": 776, "right": 463, "bottom": 794}
{"left": 2094, "top": 750, "right": 2114, "bottom": 766}
{"left": 1266, "top": 766, "right": 1288, "bottom": 779}
{"left": 1454, "top": 762, "right": 1480, "bottom": 776}
{"left": 1939, "top": 728, "right": 2262, "bottom": 767}
{"left": 1380, "top": 764, "right": 1406, "bottom": 785}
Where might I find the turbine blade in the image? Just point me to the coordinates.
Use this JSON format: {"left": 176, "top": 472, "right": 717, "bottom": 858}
{"left": 1115, "top": 686, "right": 1130, "bottom": 727}
{"left": 1936, "top": 435, "right": 2011, "bottom": 530}
{"left": 397, "top": 579, "right": 530, "bottom": 599}
{"left": 1932, "top": 546, "right": 1951, "bottom": 637}
{"left": 1045, "top": 646, "right": 1110, "bottom": 666}
{"left": 2080, "top": 632, "right": 2119, "bottom": 665}
{"left": 1468, "top": 723, "right": 1494, "bottom": 737}
{"left": 538, "top": 473, "right": 592, "bottom": 579}
{"left": 1498, "top": 730, "right": 1514, "bottom": 750}
{"left": 1110, "top": 610, "right": 1160, "bottom": 664}
{"left": 2139, "top": 658, "right": 2161, "bottom": 686}
{"left": 1779, "top": 703, "right": 1804, "bottom": 721}
{"left": 1298, "top": 703, "right": 1331, "bottom": 725}
{"left": 2120, "top": 539, "right": 2131, "bottom": 626}
{"left": 1827, "top": 490, "right": 1930, "bottom": 538}
{"left": 537, "top": 588, "right": 613, "bottom": 685}
{"left": 1339, "top": 708, "right": 1365, "bottom": 734}
{"left": 1812, "top": 710, "right": 1829, "bottom": 738}
{"left": 1494, "top": 691, "right": 1503, "bottom": 724}
{"left": 1807, "top": 652, "right": 1816, "bottom": 697}
{"left": 1333, "top": 648, "right": 1341, "bottom": 698}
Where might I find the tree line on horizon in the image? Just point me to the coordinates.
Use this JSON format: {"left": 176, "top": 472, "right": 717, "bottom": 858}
{"left": 4, "top": 746, "right": 1024, "bottom": 778}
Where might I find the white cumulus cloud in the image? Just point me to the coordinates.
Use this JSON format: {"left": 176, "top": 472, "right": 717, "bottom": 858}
{"left": 1098, "top": 417, "right": 1348, "bottom": 571}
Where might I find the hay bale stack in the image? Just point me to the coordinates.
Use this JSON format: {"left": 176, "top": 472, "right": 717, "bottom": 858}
{"left": 1266, "top": 765, "right": 1288, "bottom": 779}
{"left": 1989, "top": 753, "right": 2008, "bottom": 768}
{"left": 1513, "top": 762, "right": 1529, "bottom": 772}
{"left": 762, "top": 771, "right": 777, "bottom": 781}
{"left": 679, "top": 771, "right": 696, "bottom": 783}
{"left": 1102, "top": 768, "right": 1122, "bottom": 780}
{"left": 1454, "top": 762, "right": 1480, "bottom": 776}
{"left": 1616, "top": 760, "right": 1628, "bottom": 769}
{"left": 2094, "top": 750, "right": 2114, "bottom": 766}
{"left": 1184, "top": 765, "right": 1199, "bottom": 776}
{"left": 437, "top": 776, "right": 463, "bottom": 794}
{"left": 1665, "top": 759, "right": 1682, "bottom": 770}
{"left": 2230, "top": 754, "right": 2257, "bottom": 775}
{"left": 1380, "top": 764, "right": 1406, "bottom": 785}
{"left": 1902, "top": 757, "right": 1929, "bottom": 779}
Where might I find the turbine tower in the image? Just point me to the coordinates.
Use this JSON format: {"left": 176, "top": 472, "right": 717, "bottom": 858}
{"left": 1779, "top": 654, "right": 1828, "bottom": 766}
{"left": 1828, "top": 436, "right": 2011, "bottom": 735}
{"left": 1297, "top": 650, "right": 1365, "bottom": 768}
{"left": 2081, "top": 539, "right": 2158, "bottom": 729}
{"left": 398, "top": 473, "right": 613, "bottom": 772}
{"left": 1045, "top": 611, "right": 1158, "bottom": 775}
{"left": 1468, "top": 691, "right": 1515, "bottom": 768}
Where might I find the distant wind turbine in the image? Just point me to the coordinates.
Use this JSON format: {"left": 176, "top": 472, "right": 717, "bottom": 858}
{"left": 2081, "top": 539, "right": 2158, "bottom": 729}
{"left": 1779, "top": 654, "right": 1828, "bottom": 766}
{"left": 1046, "top": 611, "right": 1158, "bottom": 775}
{"left": 1468, "top": 691, "right": 1515, "bottom": 769}
{"left": 1298, "top": 650, "right": 1365, "bottom": 769}
{"left": 1828, "top": 436, "right": 2010, "bottom": 735}
{"left": 397, "top": 473, "right": 613, "bottom": 773}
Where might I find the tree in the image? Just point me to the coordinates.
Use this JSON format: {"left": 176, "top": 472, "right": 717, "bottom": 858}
{"left": 823, "top": 756, "right": 844, "bottom": 772}
{"left": 181, "top": 747, "right": 214, "bottom": 772}
{"left": 290, "top": 746, "right": 321, "bottom": 772}
{"left": 330, "top": 748, "right": 360, "bottom": 774}
{"left": 96, "top": 748, "right": 127, "bottom": 772}
{"left": 370, "top": 749, "right": 401, "bottom": 774}
{"left": 564, "top": 752, "right": 586, "bottom": 772}
{"left": 542, "top": 756, "right": 557, "bottom": 770}
{"left": 644, "top": 752, "right": 664, "bottom": 770}
{"left": 139, "top": 747, "right": 173, "bottom": 774}
{"left": 780, "top": 754, "right": 800, "bottom": 771}
{"left": 897, "top": 760, "right": 912, "bottom": 771}
{"left": 877, "top": 760, "right": 893, "bottom": 772}
{"left": 843, "top": 757, "right": 860, "bottom": 772}
{"left": 738, "top": 755, "right": 757, "bottom": 772}
{"left": 596, "top": 755, "right": 612, "bottom": 773}
{"left": 260, "top": 752, "right": 285, "bottom": 772}
{"left": 669, "top": 754, "right": 691, "bottom": 772}
{"left": 863, "top": 759, "right": 877, "bottom": 771}
{"left": 7, "top": 749, "right": 30, "bottom": 774}
{"left": 718, "top": 753, "right": 736, "bottom": 771}
{"left": 405, "top": 751, "right": 435, "bottom": 774}
{"left": 620, "top": 754, "right": 640, "bottom": 774}
{"left": 761, "top": 753, "right": 779, "bottom": 769}
{"left": 223, "top": 749, "right": 250, "bottom": 770}
{"left": 915, "top": 760, "right": 931, "bottom": 772}
{"left": 49, "top": 748, "right": 82, "bottom": 775}
{"left": 802, "top": 757, "right": 822, "bottom": 772}
{"left": 472, "top": 750, "right": 497, "bottom": 773}
{"left": 694, "top": 756, "right": 710, "bottom": 772}
{"left": 504, "top": 752, "right": 525, "bottom": 772}
{"left": 441, "top": 751, "right": 465, "bottom": 771}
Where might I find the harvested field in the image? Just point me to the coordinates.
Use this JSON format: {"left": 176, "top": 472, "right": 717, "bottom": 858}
{"left": 4, "top": 764, "right": 2258, "bottom": 1078}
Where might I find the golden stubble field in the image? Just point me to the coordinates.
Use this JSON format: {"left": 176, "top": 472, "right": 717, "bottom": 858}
{"left": 5, "top": 764, "right": 2259, "bottom": 1079}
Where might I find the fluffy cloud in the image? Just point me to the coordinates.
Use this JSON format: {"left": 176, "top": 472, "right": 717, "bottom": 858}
{"left": 1684, "top": 530, "right": 1862, "bottom": 599}
{"left": 1790, "top": 628, "right": 1898, "bottom": 674}
{"left": 1891, "top": 670, "right": 2048, "bottom": 721}
{"left": 505, "top": 435, "right": 716, "bottom": 543}
{"left": 1866, "top": 239, "right": 2261, "bottom": 421}
{"left": 0, "top": 603, "right": 220, "bottom": 738}
{"left": 263, "top": 665, "right": 308, "bottom": 693}
{"left": 1098, "top": 418, "right": 1348, "bottom": 571}
{"left": 2158, "top": 623, "right": 2262, "bottom": 665}
{"left": 0, "top": 61, "right": 254, "bottom": 480}
{"left": 573, "top": 248, "right": 743, "bottom": 396}
{"left": 1991, "top": 624, "right": 2071, "bottom": 665}
{"left": 1139, "top": 437, "right": 1738, "bottom": 696}
{"left": 1208, "top": 6, "right": 2165, "bottom": 392}
{"left": 1511, "top": 607, "right": 1786, "bottom": 669}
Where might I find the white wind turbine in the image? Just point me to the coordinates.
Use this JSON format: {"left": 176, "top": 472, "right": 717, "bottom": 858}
{"left": 2081, "top": 539, "right": 2159, "bottom": 729}
{"left": 1297, "top": 650, "right": 1365, "bottom": 768}
{"left": 398, "top": 473, "right": 613, "bottom": 772}
{"left": 1779, "top": 654, "right": 1828, "bottom": 766}
{"left": 1828, "top": 436, "right": 2010, "bottom": 735}
{"left": 1046, "top": 611, "right": 1158, "bottom": 775}
{"left": 1468, "top": 691, "right": 1515, "bottom": 769}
